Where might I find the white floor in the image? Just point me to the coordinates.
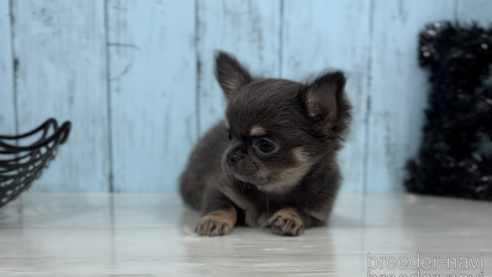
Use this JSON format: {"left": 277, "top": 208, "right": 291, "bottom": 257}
{"left": 0, "top": 193, "right": 491, "bottom": 276}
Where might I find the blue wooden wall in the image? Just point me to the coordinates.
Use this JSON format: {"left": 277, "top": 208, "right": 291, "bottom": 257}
{"left": 0, "top": 0, "right": 491, "bottom": 193}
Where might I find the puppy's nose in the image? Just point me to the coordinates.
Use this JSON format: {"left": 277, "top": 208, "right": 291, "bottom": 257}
{"left": 227, "top": 152, "right": 243, "bottom": 166}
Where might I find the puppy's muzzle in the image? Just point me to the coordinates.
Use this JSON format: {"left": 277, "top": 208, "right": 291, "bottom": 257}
{"left": 226, "top": 151, "right": 244, "bottom": 166}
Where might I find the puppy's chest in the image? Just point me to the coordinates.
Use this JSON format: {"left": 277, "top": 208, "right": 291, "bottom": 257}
{"left": 243, "top": 198, "right": 288, "bottom": 228}
{"left": 218, "top": 183, "right": 295, "bottom": 227}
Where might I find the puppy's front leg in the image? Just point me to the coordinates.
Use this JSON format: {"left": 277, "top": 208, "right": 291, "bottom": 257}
{"left": 195, "top": 186, "right": 237, "bottom": 236}
{"left": 269, "top": 206, "right": 329, "bottom": 236}
{"left": 269, "top": 207, "right": 305, "bottom": 236}
{"left": 195, "top": 207, "right": 237, "bottom": 236}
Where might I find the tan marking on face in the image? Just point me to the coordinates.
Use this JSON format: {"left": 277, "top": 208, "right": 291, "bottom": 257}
{"left": 250, "top": 125, "right": 266, "bottom": 136}
{"left": 195, "top": 207, "right": 237, "bottom": 236}
{"left": 292, "top": 147, "right": 309, "bottom": 163}
{"left": 224, "top": 119, "right": 230, "bottom": 129}
{"left": 257, "top": 147, "right": 312, "bottom": 194}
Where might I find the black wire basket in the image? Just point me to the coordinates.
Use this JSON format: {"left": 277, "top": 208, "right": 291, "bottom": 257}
{"left": 0, "top": 119, "right": 71, "bottom": 208}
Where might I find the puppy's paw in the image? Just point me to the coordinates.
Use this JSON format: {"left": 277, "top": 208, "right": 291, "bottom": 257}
{"left": 269, "top": 207, "right": 305, "bottom": 236}
{"left": 195, "top": 208, "right": 236, "bottom": 237}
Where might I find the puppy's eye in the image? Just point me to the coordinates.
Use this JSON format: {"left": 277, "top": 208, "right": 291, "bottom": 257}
{"left": 257, "top": 138, "right": 275, "bottom": 153}
{"left": 228, "top": 131, "right": 232, "bottom": 141}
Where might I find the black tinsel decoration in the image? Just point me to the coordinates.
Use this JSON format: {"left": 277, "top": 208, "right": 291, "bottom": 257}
{"left": 405, "top": 22, "right": 492, "bottom": 201}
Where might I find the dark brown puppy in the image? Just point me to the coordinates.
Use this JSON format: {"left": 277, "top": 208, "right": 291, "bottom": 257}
{"left": 180, "top": 51, "right": 351, "bottom": 236}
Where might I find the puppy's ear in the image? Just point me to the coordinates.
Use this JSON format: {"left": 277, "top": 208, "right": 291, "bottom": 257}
{"left": 215, "top": 51, "right": 253, "bottom": 98}
{"left": 302, "top": 71, "right": 347, "bottom": 127}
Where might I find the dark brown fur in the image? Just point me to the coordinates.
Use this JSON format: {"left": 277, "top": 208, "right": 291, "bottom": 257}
{"left": 179, "top": 51, "right": 351, "bottom": 236}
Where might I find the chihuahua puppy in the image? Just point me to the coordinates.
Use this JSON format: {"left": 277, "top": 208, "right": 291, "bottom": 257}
{"left": 180, "top": 51, "right": 351, "bottom": 236}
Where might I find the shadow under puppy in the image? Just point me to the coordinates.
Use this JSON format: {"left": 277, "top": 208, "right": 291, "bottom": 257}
{"left": 180, "top": 51, "right": 351, "bottom": 236}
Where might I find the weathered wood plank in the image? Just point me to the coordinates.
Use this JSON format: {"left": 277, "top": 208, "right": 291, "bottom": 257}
{"left": 107, "top": 0, "right": 197, "bottom": 192}
{"left": 197, "top": 0, "right": 282, "bottom": 134}
{"left": 0, "top": 0, "right": 15, "bottom": 134}
{"left": 366, "top": 0, "right": 456, "bottom": 192}
{"left": 456, "top": 0, "right": 492, "bottom": 26}
{"left": 282, "top": 0, "right": 372, "bottom": 193}
{"left": 12, "top": 0, "right": 109, "bottom": 192}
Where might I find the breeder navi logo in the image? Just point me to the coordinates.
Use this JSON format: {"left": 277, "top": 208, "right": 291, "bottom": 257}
{"left": 367, "top": 252, "right": 485, "bottom": 277}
